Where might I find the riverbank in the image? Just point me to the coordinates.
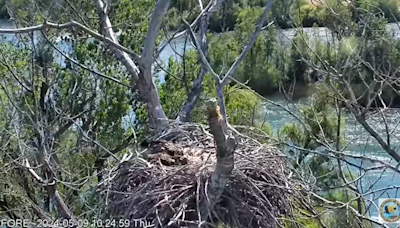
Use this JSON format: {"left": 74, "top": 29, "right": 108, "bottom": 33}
{"left": 2, "top": 0, "right": 400, "bottom": 32}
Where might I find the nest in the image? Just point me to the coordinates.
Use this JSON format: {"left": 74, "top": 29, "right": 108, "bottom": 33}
{"left": 100, "top": 122, "right": 295, "bottom": 228}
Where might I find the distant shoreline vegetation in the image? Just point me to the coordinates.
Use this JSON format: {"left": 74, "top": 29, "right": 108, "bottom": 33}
{"left": 165, "top": 0, "right": 400, "bottom": 32}
{"left": 1, "top": 0, "right": 400, "bottom": 31}
{"left": 0, "top": 4, "right": 9, "bottom": 20}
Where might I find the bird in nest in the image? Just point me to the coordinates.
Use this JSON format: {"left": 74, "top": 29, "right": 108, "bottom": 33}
{"left": 146, "top": 140, "right": 188, "bottom": 166}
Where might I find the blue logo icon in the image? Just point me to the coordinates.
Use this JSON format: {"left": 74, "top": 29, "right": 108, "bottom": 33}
{"left": 380, "top": 199, "right": 400, "bottom": 223}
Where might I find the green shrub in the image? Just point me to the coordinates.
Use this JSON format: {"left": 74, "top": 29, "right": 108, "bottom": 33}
{"left": 225, "top": 88, "right": 262, "bottom": 126}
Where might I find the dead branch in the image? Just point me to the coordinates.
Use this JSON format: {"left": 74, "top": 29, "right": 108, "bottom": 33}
{"left": 93, "top": 0, "right": 168, "bottom": 130}
{"left": 0, "top": 20, "right": 140, "bottom": 60}
{"left": 201, "top": 98, "right": 237, "bottom": 220}
{"left": 184, "top": 0, "right": 275, "bottom": 125}
{"left": 141, "top": 0, "right": 172, "bottom": 66}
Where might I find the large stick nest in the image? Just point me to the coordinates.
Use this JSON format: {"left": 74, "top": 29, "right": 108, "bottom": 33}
{"left": 100, "top": 122, "right": 296, "bottom": 228}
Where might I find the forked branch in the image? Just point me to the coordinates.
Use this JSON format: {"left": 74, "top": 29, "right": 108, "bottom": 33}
{"left": 185, "top": 0, "right": 274, "bottom": 124}
{"left": 0, "top": 20, "right": 140, "bottom": 60}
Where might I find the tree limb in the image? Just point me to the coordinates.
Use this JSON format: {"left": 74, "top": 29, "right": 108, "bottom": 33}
{"left": 0, "top": 199, "right": 19, "bottom": 219}
{"left": 340, "top": 80, "right": 400, "bottom": 163}
{"left": 183, "top": 0, "right": 274, "bottom": 124}
{"left": 42, "top": 31, "right": 132, "bottom": 88}
{"left": 93, "top": 0, "right": 168, "bottom": 130}
{"left": 92, "top": 0, "right": 140, "bottom": 82}
{"left": 220, "top": 0, "right": 274, "bottom": 87}
{"left": 201, "top": 98, "right": 237, "bottom": 220}
{"left": 156, "top": 0, "right": 218, "bottom": 56}
{"left": 177, "top": 0, "right": 225, "bottom": 122}
{"left": 0, "top": 20, "right": 140, "bottom": 61}
{"left": 184, "top": 19, "right": 220, "bottom": 82}
{"left": 25, "top": 159, "right": 77, "bottom": 223}
{"left": 141, "top": 0, "right": 172, "bottom": 66}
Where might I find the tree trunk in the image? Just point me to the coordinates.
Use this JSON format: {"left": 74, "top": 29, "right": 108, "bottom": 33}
{"left": 177, "top": 7, "right": 212, "bottom": 122}
{"left": 201, "top": 98, "right": 236, "bottom": 221}
{"left": 93, "top": 0, "right": 169, "bottom": 131}
{"left": 138, "top": 66, "right": 168, "bottom": 130}
{"left": 177, "top": 0, "right": 225, "bottom": 122}
{"left": 32, "top": 140, "right": 77, "bottom": 223}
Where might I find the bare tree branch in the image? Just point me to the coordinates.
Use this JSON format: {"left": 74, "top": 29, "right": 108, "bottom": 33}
{"left": 201, "top": 98, "right": 237, "bottom": 220}
{"left": 175, "top": 0, "right": 226, "bottom": 122}
{"left": 331, "top": 78, "right": 400, "bottom": 163}
{"left": 92, "top": 0, "right": 141, "bottom": 82}
{"left": 184, "top": 19, "right": 220, "bottom": 82}
{"left": 141, "top": 0, "right": 171, "bottom": 66}
{"left": 183, "top": 0, "right": 274, "bottom": 126}
{"left": 220, "top": 1, "right": 274, "bottom": 87}
{"left": 41, "top": 31, "right": 132, "bottom": 88}
{"left": 93, "top": 0, "right": 168, "bottom": 130}
{"left": 156, "top": 0, "right": 218, "bottom": 56}
{"left": 198, "top": 0, "right": 204, "bottom": 11}
{"left": 0, "top": 20, "right": 140, "bottom": 61}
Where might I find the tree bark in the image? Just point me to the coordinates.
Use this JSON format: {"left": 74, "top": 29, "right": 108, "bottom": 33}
{"left": 185, "top": 0, "right": 274, "bottom": 124}
{"left": 36, "top": 143, "right": 77, "bottom": 223}
{"left": 201, "top": 98, "right": 236, "bottom": 220}
{"left": 93, "top": 0, "right": 169, "bottom": 131}
{"left": 177, "top": 0, "right": 224, "bottom": 122}
{"left": 137, "top": 66, "right": 169, "bottom": 130}
{"left": 25, "top": 140, "right": 77, "bottom": 224}
{"left": 341, "top": 80, "right": 400, "bottom": 163}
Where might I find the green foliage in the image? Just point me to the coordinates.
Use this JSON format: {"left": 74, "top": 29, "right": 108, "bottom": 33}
{"left": 159, "top": 49, "right": 215, "bottom": 123}
{"left": 279, "top": 109, "right": 370, "bottom": 228}
{"left": 356, "top": 0, "right": 400, "bottom": 22}
{"left": 339, "top": 35, "right": 358, "bottom": 57}
{"left": 229, "top": 12, "right": 288, "bottom": 96}
{"left": 0, "top": 13, "right": 134, "bottom": 217}
{"left": 279, "top": 84, "right": 345, "bottom": 151}
{"left": 112, "top": 0, "right": 156, "bottom": 53}
{"left": 378, "top": 0, "right": 400, "bottom": 21}
{"left": 225, "top": 87, "right": 261, "bottom": 125}
{"left": 3, "top": 0, "right": 400, "bottom": 32}
{"left": 290, "top": 0, "right": 322, "bottom": 27}
{"left": 159, "top": 48, "right": 264, "bottom": 127}
{"left": 165, "top": 0, "right": 399, "bottom": 30}
{"left": 235, "top": 6, "right": 264, "bottom": 41}
{"left": 271, "top": 0, "right": 294, "bottom": 28}
{"left": 1, "top": 0, "right": 399, "bottom": 224}
{"left": 278, "top": 83, "right": 373, "bottom": 228}
{"left": 317, "top": 0, "right": 354, "bottom": 38}
{"left": 302, "top": 94, "right": 339, "bottom": 143}
{"left": 289, "top": 30, "right": 310, "bottom": 82}
{"left": 316, "top": 188, "right": 371, "bottom": 228}
{"left": 208, "top": 33, "right": 240, "bottom": 77}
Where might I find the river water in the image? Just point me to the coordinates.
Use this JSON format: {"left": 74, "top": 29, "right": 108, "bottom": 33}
{"left": 1, "top": 20, "right": 400, "bottom": 224}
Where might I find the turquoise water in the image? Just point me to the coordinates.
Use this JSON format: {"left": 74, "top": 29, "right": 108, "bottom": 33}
{"left": 262, "top": 96, "right": 400, "bottom": 222}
